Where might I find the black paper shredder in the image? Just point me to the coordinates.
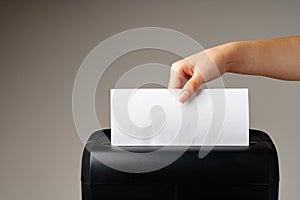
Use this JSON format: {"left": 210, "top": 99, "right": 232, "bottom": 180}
{"left": 81, "top": 129, "right": 279, "bottom": 200}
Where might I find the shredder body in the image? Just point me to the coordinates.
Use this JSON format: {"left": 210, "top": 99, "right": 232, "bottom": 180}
{"left": 81, "top": 129, "right": 279, "bottom": 200}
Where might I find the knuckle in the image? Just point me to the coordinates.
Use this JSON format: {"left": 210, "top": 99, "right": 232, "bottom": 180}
{"left": 171, "top": 60, "right": 184, "bottom": 71}
{"left": 189, "top": 81, "right": 198, "bottom": 91}
{"left": 171, "top": 62, "right": 180, "bottom": 71}
{"left": 188, "top": 78, "right": 201, "bottom": 91}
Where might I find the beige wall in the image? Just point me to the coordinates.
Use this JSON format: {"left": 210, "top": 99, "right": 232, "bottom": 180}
{"left": 1, "top": 1, "right": 299, "bottom": 199}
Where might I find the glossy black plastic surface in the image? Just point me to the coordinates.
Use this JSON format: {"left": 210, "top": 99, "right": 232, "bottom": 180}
{"left": 81, "top": 129, "right": 279, "bottom": 200}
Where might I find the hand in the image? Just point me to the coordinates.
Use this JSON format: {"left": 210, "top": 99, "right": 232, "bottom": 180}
{"left": 168, "top": 44, "right": 231, "bottom": 103}
{"left": 169, "top": 36, "right": 300, "bottom": 103}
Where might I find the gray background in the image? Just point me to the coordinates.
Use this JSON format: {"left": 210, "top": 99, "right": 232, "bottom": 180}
{"left": 1, "top": 0, "right": 299, "bottom": 199}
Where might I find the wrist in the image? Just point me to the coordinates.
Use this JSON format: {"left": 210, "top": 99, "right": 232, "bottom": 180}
{"left": 224, "top": 41, "right": 257, "bottom": 73}
{"left": 222, "top": 42, "right": 240, "bottom": 73}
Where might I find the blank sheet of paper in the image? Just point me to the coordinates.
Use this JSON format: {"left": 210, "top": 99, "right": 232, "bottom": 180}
{"left": 111, "top": 89, "right": 249, "bottom": 146}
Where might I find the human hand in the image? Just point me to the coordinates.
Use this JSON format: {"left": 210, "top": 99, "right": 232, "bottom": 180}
{"left": 169, "top": 36, "right": 300, "bottom": 103}
{"left": 168, "top": 44, "right": 231, "bottom": 103}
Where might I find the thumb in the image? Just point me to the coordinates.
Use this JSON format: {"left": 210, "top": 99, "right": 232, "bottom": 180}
{"left": 179, "top": 72, "right": 203, "bottom": 103}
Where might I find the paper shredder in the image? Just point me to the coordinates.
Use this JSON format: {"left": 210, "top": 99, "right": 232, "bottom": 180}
{"left": 81, "top": 129, "right": 279, "bottom": 200}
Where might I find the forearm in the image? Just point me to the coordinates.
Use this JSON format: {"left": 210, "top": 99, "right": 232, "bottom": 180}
{"left": 224, "top": 36, "right": 300, "bottom": 80}
{"left": 169, "top": 36, "right": 300, "bottom": 103}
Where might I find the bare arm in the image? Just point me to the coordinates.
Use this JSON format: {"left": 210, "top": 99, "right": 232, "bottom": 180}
{"left": 169, "top": 36, "right": 300, "bottom": 103}
{"left": 227, "top": 36, "right": 300, "bottom": 80}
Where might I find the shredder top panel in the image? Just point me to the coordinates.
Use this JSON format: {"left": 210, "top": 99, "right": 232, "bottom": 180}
{"left": 81, "top": 129, "right": 279, "bottom": 185}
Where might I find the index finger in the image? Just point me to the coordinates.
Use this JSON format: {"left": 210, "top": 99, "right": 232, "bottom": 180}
{"left": 168, "top": 60, "right": 192, "bottom": 88}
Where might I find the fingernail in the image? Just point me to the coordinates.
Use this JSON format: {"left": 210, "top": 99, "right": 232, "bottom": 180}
{"left": 179, "top": 90, "right": 191, "bottom": 103}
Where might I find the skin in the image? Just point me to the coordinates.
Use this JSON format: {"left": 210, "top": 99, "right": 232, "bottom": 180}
{"left": 168, "top": 36, "right": 300, "bottom": 103}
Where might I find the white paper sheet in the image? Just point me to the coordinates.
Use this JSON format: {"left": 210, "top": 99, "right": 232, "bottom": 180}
{"left": 111, "top": 89, "right": 249, "bottom": 146}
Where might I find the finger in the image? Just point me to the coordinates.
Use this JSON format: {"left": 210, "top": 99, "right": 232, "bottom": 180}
{"left": 168, "top": 60, "right": 193, "bottom": 88}
{"left": 179, "top": 72, "right": 203, "bottom": 103}
{"left": 168, "top": 67, "right": 182, "bottom": 89}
